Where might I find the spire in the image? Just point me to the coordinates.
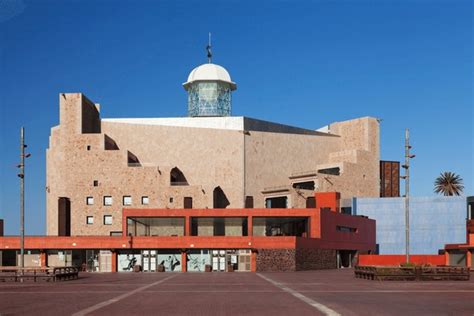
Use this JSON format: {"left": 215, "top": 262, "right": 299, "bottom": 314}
{"left": 206, "top": 32, "right": 212, "bottom": 63}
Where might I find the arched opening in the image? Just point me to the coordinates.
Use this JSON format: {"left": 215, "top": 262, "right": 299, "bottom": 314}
{"left": 170, "top": 167, "right": 188, "bottom": 186}
{"left": 213, "top": 186, "right": 230, "bottom": 209}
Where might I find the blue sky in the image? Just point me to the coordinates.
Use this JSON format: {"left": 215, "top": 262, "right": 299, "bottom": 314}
{"left": 0, "top": 0, "right": 472, "bottom": 235}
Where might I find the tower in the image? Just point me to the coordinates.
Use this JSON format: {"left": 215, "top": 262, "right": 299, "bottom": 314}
{"left": 183, "top": 36, "right": 237, "bottom": 117}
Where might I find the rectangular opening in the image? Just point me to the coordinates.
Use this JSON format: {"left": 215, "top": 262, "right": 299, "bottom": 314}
{"left": 265, "top": 196, "right": 288, "bottom": 208}
{"left": 184, "top": 197, "right": 193, "bottom": 209}
{"left": 336, "top": 225, "right": 357, "bottom": 233}
{"left": 86, "top": 196, "right": 94, "bottom": 205}
{"left": 190, "top": 217, "right": 248, "bottom": 236}
{"left": 103, "top": 215, "right": 113, "bottom": 225}
{"left": 292, "top": 181, "right": 315, "bottom": 190}
{"left": 86, "top": 216, "right": 94, "bottom": 225}
{"left": 123, "top": 196, "right": 132, "bottom": 206}
{"left": 306, "top": 197, "right": 316, "bottom": 208}
{"left": 252, "top": 217, "right": 308, "bottom": 237}
{"left": 103, "top": 196, "right": 112, "bottom": 206}
{"left": 245, "top": 196, "right": 254, "bottom": 208}
{"left": 318, "top": 167, "right": 340, "bottom": 176}
{"left": 127, "top": 217, "right": 185, "bottom": 236}
{"left": 58, "top": 197, "right": 71, "bottom": 236}
{"left": 141, "top": 196, "right": 149, "bottom": 205}
{"left": 93, "top": 180, "right": 99, "bottom": 187}
{"left": 213, "top": 218, "right": 225, "bottom": 236}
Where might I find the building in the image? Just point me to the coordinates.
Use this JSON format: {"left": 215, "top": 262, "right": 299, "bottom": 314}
{"left": 353, "top": 196, "right": 468, "bottom": 254}
{"left": 0, "top": 192, "right": 375, "bottom": 272}
{"left": 444, "top": 196, "right": 474, "bottom": 269}
{"left": 46, "top": 61, "right": 380, "bottom": 237}
{"left": 1, "top": 55, "right": 379, "bottom": 272}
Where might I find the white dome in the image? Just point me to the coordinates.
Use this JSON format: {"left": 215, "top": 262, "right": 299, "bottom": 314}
{"left": 183, "top": 63, "right": 236, "bottom": 90}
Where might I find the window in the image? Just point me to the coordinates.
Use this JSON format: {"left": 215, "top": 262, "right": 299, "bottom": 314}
{"left": 265, "top": 196, "right": 288, "bottom": 208}
{"left": 86, "top": 216, "right": 94, "bottom": 225}
{"left": 104, "top": 196, "right": 112, "bottom": 206}
{"left": 292, "top": 181, "right": 315, "bottom": 190}
{"left": 169, "top": 197, "right": 174, "bottom": 203}
{"left": 184, "top": 197, "right": 193, "bottom": 209}
{"left": 86, "top": 197, "right": 94, "bottom": 205}
{"left": 93, "top": 180, "right": 99, "bottom": 187}
{"left": 103, "top": 215, "right": 113, "bottom": 225}
{"left": 336, "top": 226, "right": 357, "bottom": 233}
{"left": 86, "top": 145, "right": 91, "bottom": 151}
{"left": 141, "top": 196, "right": 149, "bottom": 205}
{"left": 245, "top": 196, "right": 254, "bottom": 208}
{"left": 318, "top": 167, "right": 340, "bottom": 176}
{"left": 123, "top": 196, "right": 132, "bottom": 206}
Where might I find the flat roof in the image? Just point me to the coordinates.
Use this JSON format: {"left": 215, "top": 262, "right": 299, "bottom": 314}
{"left": 102, "top": 116, "right": 334, "bottom": 136}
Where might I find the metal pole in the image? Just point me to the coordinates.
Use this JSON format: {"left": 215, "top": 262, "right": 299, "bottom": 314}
{"left": 20, "top": 127, "right": 25, "bottom": 280}
{"left": 404, "top": 128, "right": 410, "bottom": 264}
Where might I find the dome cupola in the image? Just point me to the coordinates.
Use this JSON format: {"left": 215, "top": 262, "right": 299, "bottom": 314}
{"left": 183, "top": 35, "right": 236, "bottom": 117}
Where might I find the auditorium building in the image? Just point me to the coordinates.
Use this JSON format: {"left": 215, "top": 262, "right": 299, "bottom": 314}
{"left": 0, "top": 56, "right": 379, "bottom": 272}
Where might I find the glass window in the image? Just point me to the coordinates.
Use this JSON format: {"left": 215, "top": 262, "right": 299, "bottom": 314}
{"left": 104, "top": 215, "right": 112, "bottom": 225}
{"left": 86, "top": 197, "right": 94, "bottom": 205}
{"left": 104, "top": 196, "right": 112, "bottom": 206}
{"left": 86, "top": 216, "right": 94, "bottom": 225}
{"left": 141, "top": 196, "right": 149, "bottom": 205}
{"left": 123, "top": 196, "right": 132, "bottom": 206}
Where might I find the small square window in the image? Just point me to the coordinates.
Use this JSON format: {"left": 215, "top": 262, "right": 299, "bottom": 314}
{"left": 169, "top": 197, "right": 173, "bottom": 203}
{"left": 141, "top": 196, "right": 149, "bottom": 205}
{"left": 86, "top": 216, "right": 94, "bottom": 225}
{"left": 123, "top": 196, "right": 132, "bottom": 206}
{"left": 104, "top": 196, "right": 112, "bottom": 206}
{"left": 87, "top": 145, "right": 91, "bottom": 151}
{"left": 103, "top": 215, "right": 112, "bottom": 225}
{"left": 93, "top": 180, "right": 99, "bottom": 187}
{"left": 86, "top": 197, "right": 94, "bottom": 205}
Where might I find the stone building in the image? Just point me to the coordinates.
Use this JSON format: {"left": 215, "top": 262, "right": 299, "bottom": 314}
{"left": 46, "top": 61, "right": 380, "bottom": 236}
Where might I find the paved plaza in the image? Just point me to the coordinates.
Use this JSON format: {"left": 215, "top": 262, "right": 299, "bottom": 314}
{"left": 0, "top": 269, "right": 473, "bottom": 315}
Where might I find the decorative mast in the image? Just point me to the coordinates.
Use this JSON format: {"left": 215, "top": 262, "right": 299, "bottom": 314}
{"left": 206, "top": 32, "right": 212, "bottom": 63}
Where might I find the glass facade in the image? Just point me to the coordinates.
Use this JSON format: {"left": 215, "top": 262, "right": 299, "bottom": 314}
{"left": 188, "top": 82, "right": 232, "bottom": 117}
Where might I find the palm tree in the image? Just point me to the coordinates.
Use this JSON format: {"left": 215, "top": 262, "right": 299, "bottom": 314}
{"left": 434, "top": 172, "right": 464, "bottom": 196}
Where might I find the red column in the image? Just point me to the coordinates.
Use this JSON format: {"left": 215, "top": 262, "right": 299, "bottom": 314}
{"left": 310, "top": 215, "right": 320, "bottom": 238}
{"left": 445, "top": 252, "right": 450, "bottom": 266}
{"left": 181, "top": 251, "right": 187, "bottom": 272}
{"left": 111, "top": 250, "right": 117, "bottom": 272}
{"left": 40, "top": 251, "right": 47, "bottom": 267}
{"left": 467, "top": 250, "right": 472, "bottom": 269}
{"left": 248, "top": 216, "right": 253, "bottom": 237}
{"left": 251, "top": 250, "right": 257, "bottom": 272}
{"left": 185, "top": 215, "right": 191, "bottom": 236}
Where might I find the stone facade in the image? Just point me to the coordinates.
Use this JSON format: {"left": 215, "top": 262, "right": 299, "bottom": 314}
{"left": 256, "top": 249, "right": 296, "bottom": 272}
{"left": 46, "top": 93, "right": 380, "bottom": 236}
{"left": 256, "top": 248, "right": 337, "bottom": 271}
{"left": 295, "top": 248, "right": 337, "bottom": 270}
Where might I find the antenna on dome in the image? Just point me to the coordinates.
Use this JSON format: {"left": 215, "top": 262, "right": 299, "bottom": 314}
{"left": 206, "top": 32, "right": 212, "bottom": 63}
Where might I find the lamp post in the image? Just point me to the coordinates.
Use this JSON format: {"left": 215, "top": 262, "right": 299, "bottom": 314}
{"left": 401, "top": 128, "right": 415, "bottom": 264}
{"left": 17, "top": 127, "right": 30, "bottom": 281}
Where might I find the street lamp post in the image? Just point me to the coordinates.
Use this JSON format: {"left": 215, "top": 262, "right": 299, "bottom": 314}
{"left": 17, "top": 127, "right": 30, "bottom": 281}
{"left": 401, "top": 128, "right": 415, "bottom": 264}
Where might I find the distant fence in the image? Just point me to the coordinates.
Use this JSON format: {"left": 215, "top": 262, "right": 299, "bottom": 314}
{"left": 358, "top": 254, "right": 446, "bottom": 266}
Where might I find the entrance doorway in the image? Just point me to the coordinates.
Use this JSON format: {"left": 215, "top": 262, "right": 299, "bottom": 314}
{"left": 337, "top": 250, "right": 357, "bottom": 268}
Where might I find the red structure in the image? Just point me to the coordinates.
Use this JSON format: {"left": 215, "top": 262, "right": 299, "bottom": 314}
{"left": 0, "top": 192, "right": 376, "bottom": 272}
{"left": 444, "top": 219, "right": 474, "bottom": 269}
